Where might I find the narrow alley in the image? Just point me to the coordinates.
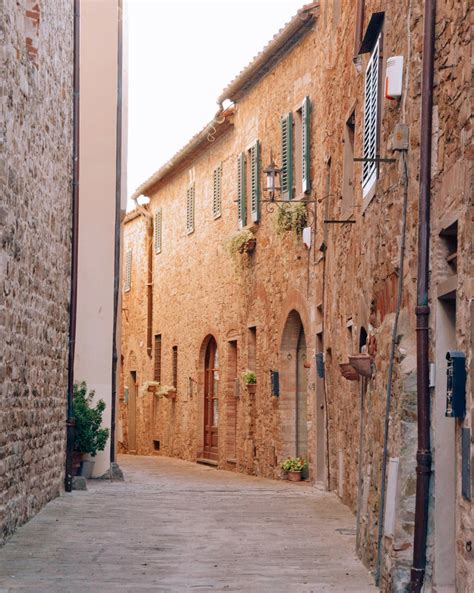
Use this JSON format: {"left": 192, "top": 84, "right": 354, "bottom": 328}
{"left": 0, "top": 456, "right": 375, "bottom": 593}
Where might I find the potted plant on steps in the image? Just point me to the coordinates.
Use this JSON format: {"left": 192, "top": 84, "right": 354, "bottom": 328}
{"left": 281, "top": 457, "right": 307, "bottom": 481}
{"left": 242, "top": 369, "right": 257, "bottom": 394}
{"left": 73, "top": 382, "right": 109, "bottom": 479}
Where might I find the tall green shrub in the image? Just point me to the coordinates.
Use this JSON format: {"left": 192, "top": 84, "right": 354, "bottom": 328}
{"left": 73, "top": 382, "right": 109, "bottom": 456}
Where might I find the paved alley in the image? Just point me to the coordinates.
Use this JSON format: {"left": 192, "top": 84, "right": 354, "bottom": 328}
{"left": 0, "top": 455, "right": 376, "bottom": 593}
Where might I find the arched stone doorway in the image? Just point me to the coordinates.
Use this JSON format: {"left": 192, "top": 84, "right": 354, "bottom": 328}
{"left": 203, "top": 336, "right": 219, "bottom": 461}
{"left": 280, "top": 311, "right": 308, "bottom": 473}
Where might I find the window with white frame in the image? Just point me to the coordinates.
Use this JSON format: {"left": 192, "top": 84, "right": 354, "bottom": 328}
{"left": 362, "top": 33, "right": 381, "bottom": 199}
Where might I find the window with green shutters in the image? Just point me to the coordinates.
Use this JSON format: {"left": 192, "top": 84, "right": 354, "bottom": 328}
{"left": 237, "top": 152, "right": 246, "bottom": 228}
{"left": 280, "top": 112, "right": 293, "bottom": 200}
{"left": 213, "top": 165, "right": 222, "bottom": 219}
{"left": 301, "top": 96, "right": 311, "bottom": 194}
{"left": 186, "top": 183, "right": 195, "bottom": 234}
{"left": 154, "top": 208, "right": 162, "bottom": 254}
{"left": 249, "top": 140, "right": 261, "bottom": 223}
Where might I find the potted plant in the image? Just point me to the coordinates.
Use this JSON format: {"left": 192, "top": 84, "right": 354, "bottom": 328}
{"left": 348, "top": 354, "right": 373, "bottom": 378}
{"left": 275, "top": 202, "right": 308, "bottom": 237}
{"left": 281, "top": 457, "right": 307, "bottom": 481}
{"left": 339, "top": 362, "right": 359, "bottom": 381}
{"left": 73, "top": 382, "right": 109, "bottom": 478}
{"left": 242, "top": 369, "right": 257, "bottom": 394}
{"left": 226, "top": 229, "right": 256, "bottom": 259}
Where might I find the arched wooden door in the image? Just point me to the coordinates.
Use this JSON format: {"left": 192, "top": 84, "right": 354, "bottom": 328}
{"left": 203, "top": 338, "right": 219, "bottom": 461}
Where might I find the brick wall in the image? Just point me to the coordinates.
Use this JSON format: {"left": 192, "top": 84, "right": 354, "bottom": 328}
{"left": 0, "top": 0, "right": 73, "bottom": 543}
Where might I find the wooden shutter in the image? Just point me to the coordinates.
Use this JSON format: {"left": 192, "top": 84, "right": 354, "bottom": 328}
{"left": 154, "top": 335, "right": 162, "bottom": 382}
{"left": 302, "top": 96, "right": 311, "bottom": 194}
{"left": 124, "top": 249, "right": 132, "bottom": 292}
{"left": 154, "top": 208, "right": 162, "bottom": 254}
{"left": 237, "top": 152, "right": 246, "bottom": 227}
{"left": 186, "top": 183, "right": 195, "bottom": 234}
{"left": 250, "top": 140, "right": 260, "bottom": 223}
{"left": 213, "top": 165, "right": 222, "bottom": 219}
{"left": 172, "top": 346, "right": 178, "bottom": 389}
{"left": 280, "top": 112, "right": 293, "bottom": 200}
{"left": 362, "top": 34, "right": 381, "bottom": 198}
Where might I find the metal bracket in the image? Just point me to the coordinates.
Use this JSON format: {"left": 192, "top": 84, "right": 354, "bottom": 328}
{"left": 353, "top": 157, "right": 396, "bottom": 163}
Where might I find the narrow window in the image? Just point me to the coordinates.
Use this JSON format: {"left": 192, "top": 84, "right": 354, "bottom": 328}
{"left": 237, "top": 152, "right": 246, "bottom": 228}
{"left": 213, "top": 164, "right": 222, "bottom": 219}
{"left": 154, "top": 335, "right": 162, "bottom": 383}
{"left": 248, "top": 326, "right": 257, "bottom": 374}
{"left": 172, "top": 346, "right": 178, "bottom": 389}
{"left": 247, "top": 141, "right": 261, "bottom": 223}
{"left": 362, "top": 33, "right": 381, "bottom": 199}
{"left": 294, "top": 98, "right": 312, "bottom": 197}
{"left": 154, "top": 208, "right": 162, "bottom": 254}
{"left": 280, "top": 112, "right": 294, "bottom": 200}
{"left": 342, "top": 111, "right": 355, "bottom": 216}
{"left": 124, "top": 249, "right": 132, "bottom": 292}
{"left": 186, "top": 183, "right": 195, "bottom": 234}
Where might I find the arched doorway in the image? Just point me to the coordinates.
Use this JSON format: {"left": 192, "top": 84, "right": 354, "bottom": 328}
{"left": 280, "top": 311, "right": 308, "bottom": 473}
{"left": 203, "top": 337, "right": 219, "bottom": 461}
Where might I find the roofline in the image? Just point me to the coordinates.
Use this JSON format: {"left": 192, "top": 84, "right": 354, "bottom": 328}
{"left": 130, "top": 107, "right": 235, "bottom": 201}
{"left": 217, "top": 2, "right": 319, "bottom": 105}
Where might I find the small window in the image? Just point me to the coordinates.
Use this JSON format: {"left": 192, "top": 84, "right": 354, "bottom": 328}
{"left": 172, "top": 346, "right": 178, "bottom": 389}
{"left": 154, "top": 208, "right": 162, "bottom": 254}
{"left": 213, "top": 165, "right": 222, "bottom": 219}
{"left": 124, "top": 249, "right": 132, "bottom": 292}
{"left": 237, "top": 152, "right": 246, "bottom": 228}
{"left": 186, "top": 184, "right": 195, "bottom": 234}
{"left": 154, "top": 335, "right": 162, "bottom": 383}
{"left": 362, "top": 33, "right": 381, "bottom": 200}
{"left": 248, "top": 326, "right": 257, "bottom": 373}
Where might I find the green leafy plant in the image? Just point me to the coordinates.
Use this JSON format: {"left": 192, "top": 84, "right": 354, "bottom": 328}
{"left": 73, "top": 382, "right": 109, "bottom": 456}
{"left": 275, "top": 202, "right": 308, "bottom": 237}
{"left": 225, "top": 229, "right": 256, "bottom": 258}
{"left": 242, "top": 369, "right": 257, "bottom": 385}
{"left": 281, "top": 456, "right": 307, "bottom": 472}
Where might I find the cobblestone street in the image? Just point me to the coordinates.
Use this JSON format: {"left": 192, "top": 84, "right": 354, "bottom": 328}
{"left": 0, "top": 455, "right": 375, "bottom": 593}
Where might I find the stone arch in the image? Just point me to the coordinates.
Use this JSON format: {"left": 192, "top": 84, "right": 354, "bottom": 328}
{"left": 196, "top": 333, "right": 219, "bottom": 459}
{"left": 279, "top": 309, "right": 309, "bottom": 472}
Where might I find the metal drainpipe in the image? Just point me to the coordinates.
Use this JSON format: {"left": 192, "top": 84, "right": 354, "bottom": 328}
{"left": 110, "top": 0, "right": 123, "bottom": 465}
{"left": 65, "top": 0, "right": 81, "bottom": 493}
{"left": 409, "top": 1, "right": 436, "bottom": 591}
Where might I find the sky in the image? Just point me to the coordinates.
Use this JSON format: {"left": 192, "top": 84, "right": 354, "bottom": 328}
{"left": 126, "top": 0, "right": 306, "bottom": 205}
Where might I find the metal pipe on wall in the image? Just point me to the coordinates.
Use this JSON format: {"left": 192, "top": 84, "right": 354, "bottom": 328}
{"left": 65, "top": 0, "right": 81, "bottom": 493}
{"left": 410, "top": 1, "right": 436, "bottom": 591}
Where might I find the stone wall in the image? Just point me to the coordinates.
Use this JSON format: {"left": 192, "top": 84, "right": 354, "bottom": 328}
{"left": 121, "top": 1, "right": 472, "bottom": 590}
{"left": 0, "top": 0, "right": 73, "bottom": 543}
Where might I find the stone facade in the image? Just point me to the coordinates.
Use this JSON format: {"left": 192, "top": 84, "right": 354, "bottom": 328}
{"left": 0, "top": 1, "right": 73, "bottom": 542}
{"left": 121, "top": 1, "right": 472, "bottom": 591}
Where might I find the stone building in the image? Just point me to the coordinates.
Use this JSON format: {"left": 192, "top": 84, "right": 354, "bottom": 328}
{"left": 1, "top": 0, "right": 127, "bottom": 542}
{"left": 121, "top": 1, "right": 472, "bottom": 591}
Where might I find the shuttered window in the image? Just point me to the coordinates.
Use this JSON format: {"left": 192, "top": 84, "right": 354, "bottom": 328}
{"left": 362, "top": 34, "right": 381, "bottom": 198}
{"left": 302, "top": 96, "right": 311, "bottom": 194}
{"left": 249, "top": 141, "right": 260, "bottom": 223}
{"left": 281, "top": 112, "right": 294, "bottom": 200}
{"left": 154, "top": 208, "right": 162, "bottom": 254}
{"left": 186, "top": 183, "right": 195, "bottom": 234}
{"left": 213, "top": 165, "right": 222, "bottom": 219}
{"left": 237, "top": 152, "right": 246, "bottom": 228}
{"left": 172, "top": 346, "right": 178, "bottom": 389}
{"left": 124, "top": 249, "right": 132, "bottom": 292}
{"left": 154, "top": 335, "right": 162, "bottom": 383}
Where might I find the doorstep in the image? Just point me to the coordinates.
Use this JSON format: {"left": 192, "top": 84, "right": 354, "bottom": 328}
{"left": 196, "top": 458, "right": 218, "bottom": 467}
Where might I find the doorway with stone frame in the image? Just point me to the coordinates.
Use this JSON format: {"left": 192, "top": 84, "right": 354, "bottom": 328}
{"left": 279, "top": 310, "right": 309, "bottom": 478}
{"left": 203, "top": 336, "right": 219, "bottom": 462}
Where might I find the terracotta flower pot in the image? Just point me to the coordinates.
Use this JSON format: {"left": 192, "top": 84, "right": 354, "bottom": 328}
{"left": 349, "top": 354, "right": 373, "bottom": 378}
{"left": 339, "top": 363, "right": 359, "bottom": 381}
{"left": 288, "top": 470, "right": 302, "bottom": 482}
{"left": 246, "top": 383, "right": 256, "bottom": 395}
{"left": 245, "top": 238, "right": 256, "bottom": 253}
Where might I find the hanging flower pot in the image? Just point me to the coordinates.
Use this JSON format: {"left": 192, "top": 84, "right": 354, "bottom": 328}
{"left": 349, "top": 354, "right": 373, "bottom": 378}
{"left": 339, "top": 363, "right": 359, "bottom": 381}
{"left": 247, "top": 383, "right": 257, "bottom": 395}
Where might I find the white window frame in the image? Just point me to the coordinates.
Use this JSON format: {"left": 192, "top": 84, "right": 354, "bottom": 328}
{"left": 362, "top": 33, "right": 381, "bottom": 203}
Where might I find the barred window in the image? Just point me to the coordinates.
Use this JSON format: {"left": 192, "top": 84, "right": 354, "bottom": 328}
{"left": 213, "top": 165, "right": 222, "bottom": 219}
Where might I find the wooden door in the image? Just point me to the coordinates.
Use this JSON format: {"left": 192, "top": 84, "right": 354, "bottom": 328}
{"left": 128, "top": 371, "right": 137, "bottom": 453}
{"left": 203, "top": 338, "right": 219, "bottom": 461}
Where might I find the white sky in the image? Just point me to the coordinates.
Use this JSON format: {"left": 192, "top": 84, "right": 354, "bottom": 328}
{"left": 127, "top": 0, "right": 306, "bottom": 203}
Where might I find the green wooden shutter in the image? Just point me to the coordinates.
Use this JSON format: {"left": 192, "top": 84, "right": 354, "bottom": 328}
{"left": 302, "top": 96, "right": 311, "bottom": 194}
{"left": 250, "top": 140, "right": 260, "bottom": 223}
{"left": 281, "top": 112, "right": 293, "bottom": 200}
{"left": 154, "top": 208, "right": 162, "bottom": 254}
{"left": 213, "top": 165, "right": 222, "bottom": 219}
{"left": 237, "top": 152, "right": 246, "bottom": 227}
{"left": 186, "top": 183, "right": 195, "bottom": 234}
